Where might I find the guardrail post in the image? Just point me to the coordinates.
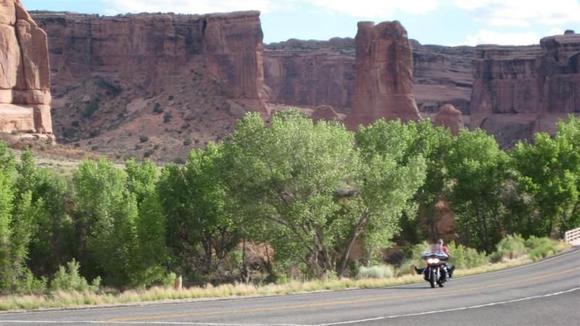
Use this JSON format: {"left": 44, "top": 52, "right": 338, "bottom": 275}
{"left": 565, "top": 227, "right": 580, "bottom": 246}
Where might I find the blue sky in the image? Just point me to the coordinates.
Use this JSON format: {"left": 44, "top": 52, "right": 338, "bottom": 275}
{"left": 22, "top": 0, "right": 580, "bottom": 46}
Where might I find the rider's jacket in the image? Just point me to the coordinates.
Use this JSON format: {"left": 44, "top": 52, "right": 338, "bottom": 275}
{"left": 430, "top": 243, "right": 449, "bottom": 256}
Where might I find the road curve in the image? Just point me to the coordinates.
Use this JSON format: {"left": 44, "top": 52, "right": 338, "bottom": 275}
{"left": 1, "top": 248, "right": 579, "bottom": 326}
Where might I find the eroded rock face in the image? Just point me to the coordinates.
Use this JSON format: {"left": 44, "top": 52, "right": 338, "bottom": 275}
{"left": 35, "top": 11, "right": 267, "bottom": 113}
{"left": 345, "top": 21, "right": 421, "bottom": 129}
{"left": 470, "top": 33, "right": 580, "bottom": 146}
{"left": 310, "top": 105, "right": 341, "bottom": 122}
{"left": 264, "top": 38, "right": 474, "bottom": 116}
{"left": 32, "top": 11, "right": 268, "bottom": 159}
{"left": 434, "top": 104, "right": 464, "bottom": 135}
{"left": 264, "top": 38, "right": 355, "bottom": 113}
{"left": 0, "top": 0, "right": 52, "bottom": 136}
{"left": 411, "top": 41, "right": 474, "bottom": 114}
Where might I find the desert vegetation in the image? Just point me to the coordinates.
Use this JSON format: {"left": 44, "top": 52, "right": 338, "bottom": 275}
{"left": 0, "top": 111, "right": 577, "bottom": 308}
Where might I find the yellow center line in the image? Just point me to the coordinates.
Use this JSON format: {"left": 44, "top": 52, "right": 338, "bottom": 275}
{"left": 107, "top": 266, "right": 580, "bottom": 323}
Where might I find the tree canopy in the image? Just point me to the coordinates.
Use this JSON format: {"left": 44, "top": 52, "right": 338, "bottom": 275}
{"left": 0, "top": 112, "right": 577, "bottom": 292}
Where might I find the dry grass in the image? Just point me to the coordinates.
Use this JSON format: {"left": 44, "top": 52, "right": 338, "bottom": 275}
{"left": 0, "top": 244, "right": 570, "bottom": 312}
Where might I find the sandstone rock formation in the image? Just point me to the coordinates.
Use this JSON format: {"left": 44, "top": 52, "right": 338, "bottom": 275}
{"left": 470, "top": 32, "right": 580, "bottom": 146}
{"left": 264, "top": 38, "right": 474, "bottom": 116}
{"left": 345, "top": 21, "right": 421, "bottom": 129}
{"left": 411, "top": 41, "right": 474, "bottom": 114}
{"left": 434, "top": 104, "right": 464, "bottom": 135}
{"left": 310, "top": 105, "right": 341, "bottom": 121}
{"left": 264, "top": 38, "right": 355, "bottom": 113}
{"left": 32, "top": 11, "right": 268, "bottom": 159}
{"left": 0, "top": 0, "right": 52, "bottom": 137}
{"left": 29, "top": 8, "right": 580, "bottom": 158}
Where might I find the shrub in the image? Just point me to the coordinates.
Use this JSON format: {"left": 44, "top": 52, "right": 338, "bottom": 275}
{"left": 15, "top": 270, "right": 47, "bottom": 295}
{"left": 463, "top": 247, "right": 489, "bottom": 268}
{"left": 396, "top": 261, "right": 417, "bottom": 276}
{"left": 357, "top": 265, "right": 394, "bottom": 279}
{"left": 407, "top": 241, "right": 430, "bottom": 266}
{"left": 448, "top": 241, "right": 488, "bottom": 269}
{"left": 96, "top": 78, "right": 122, "bottom": 96}
{"left": 163, "top": 112, "right": 172, "bottom": 123}
{"left": 139, "top": 135, "right": 149, "bottom": 143}
{"left": 82, "top": 100, "right": 99, "bottom": 118}
{"left": 144, "top": 149, "right": 155, "bottom": 158}
{"left": 152, "top": 103, "right": 163, "bottom": 114}
{"left": 525, "top": 236, "right": 559, "bottom": 261}
{"left": 131, "top": 268, "right": 176, "bottom": 289}
{"left": 50, "top": 260, "right": 99, "bottom": 292}
{"left": 160, "top": 272, "right": 178, "bottom": 288}
{"left": 493, "top": 234, "right": 528, "bottom": 261}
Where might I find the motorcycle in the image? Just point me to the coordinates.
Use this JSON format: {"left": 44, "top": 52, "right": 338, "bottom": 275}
{"left": 421, "top": 252, "right": 449, "bottom": 288}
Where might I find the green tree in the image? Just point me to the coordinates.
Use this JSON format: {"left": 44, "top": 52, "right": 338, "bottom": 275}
{"left": 510, "top": 116, "right": 580, "bottom": 236}
{"left": 223, "top": 111, "right": 426, "bottom": 277}
{"left": 0, "top": 142, "right": 16, "bottom": 172}
{"left": 0, "top": 164, "right": 15, "bottom": 291}
{"left": 133, "top": 191, "right": 167, "bottom": 285}
{"left": 126, "top": 159, "right": 159, "bottom": 203}
{"left": 222, "top": 111, "right": 357, "bottom": 277}
{"left": 0, "top": 147, "right": 44, "bottom": 291}
{"left": 73, "top": 160, "right": 137, "bottom": 286}
{"left": 445, "top": 130, "right": 509, "bottom": 252}
{"left": 27, "top": 170, "right": 74, "bottom": 277}
{"left": 8, "top": 190, "right": 35, "bottom": 286}
{"left": 159, "top": 144, "right": 238, "bottom": 281}
{"left": 407, "top": 121, "right": 454, "bottom": 242}
{"left": 357, "top": 119, "right": 453, "bottom": 243}
{"left": 353, "top": 119, "right": 428, "bottom": 270}
{"left": 125, "top": 159, "right": 168, "bottom": 286}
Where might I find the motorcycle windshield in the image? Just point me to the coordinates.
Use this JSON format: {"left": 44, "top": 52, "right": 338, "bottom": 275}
{"left": 421, "top": 251, "right": 449, "bottom": 260}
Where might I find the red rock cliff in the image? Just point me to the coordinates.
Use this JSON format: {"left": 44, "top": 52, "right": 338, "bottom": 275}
{"left": 264, "top": 38, "right": 355, "bottom": 113}
{"left": 470, "top": 33, "right": 580, "bottom": 146}
{"left": 263, "top": 38, "right": 474, "bottom": 116}
{"left": 0, "top": 0, "right": 52, "bottom": 137}
{"left": 32, "top": 11, "right": 268, "bottom": 159}
{"left": 346, "top": 21, "right": 421, "bottom": 129}
{"left": 411, "top": 41, "right": 474, "bottom": 114}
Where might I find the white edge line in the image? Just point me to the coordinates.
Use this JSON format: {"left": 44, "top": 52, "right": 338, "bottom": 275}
{"left": 1, "top": 288, "right": 579, "bottom": 325}
{"left": 317, "top": 286, "right": 580, "bottom": 325}
{"left": 0, "top": 249, "right": 578, "bottom": 326}
{"left": 1, "top": 248, "right": 577, "bottom": 317}
{"left": 315, "top": 316, "right": 386, "bottom": 325}
{"left": 0, "top": 321, "right": 310, "bottom": 325}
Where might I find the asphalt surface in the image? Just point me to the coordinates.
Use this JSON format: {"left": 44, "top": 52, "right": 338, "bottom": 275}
{"left": 1, "top": 248, "right": 579, "bottom": 326}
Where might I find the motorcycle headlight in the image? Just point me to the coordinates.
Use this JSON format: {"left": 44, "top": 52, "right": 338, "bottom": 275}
{"left": 427, "top": 258, "right": 440, "bottom": 264}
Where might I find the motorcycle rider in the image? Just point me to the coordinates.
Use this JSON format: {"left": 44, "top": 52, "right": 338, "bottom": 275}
{"left": 414, "top": 239, "right": 455, "bottom": 278}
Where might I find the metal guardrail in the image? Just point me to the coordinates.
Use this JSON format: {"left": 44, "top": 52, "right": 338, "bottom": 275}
{"left": 565, "top": 227, "right": 580, "bottom": 246}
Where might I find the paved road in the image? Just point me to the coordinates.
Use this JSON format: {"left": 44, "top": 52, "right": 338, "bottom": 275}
{"left": 1, "top": 248, "right": 579, "bottom": 326}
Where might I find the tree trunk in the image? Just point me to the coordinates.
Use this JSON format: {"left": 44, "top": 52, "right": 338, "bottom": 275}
{"left": 202, "top": 235, "right": 213, "bottom": 276}
{"left": 337, "top": 210, "right": 369, "bottom": 277}
{"left": 241, "top": 238, "right": 250, "bottom": 284}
